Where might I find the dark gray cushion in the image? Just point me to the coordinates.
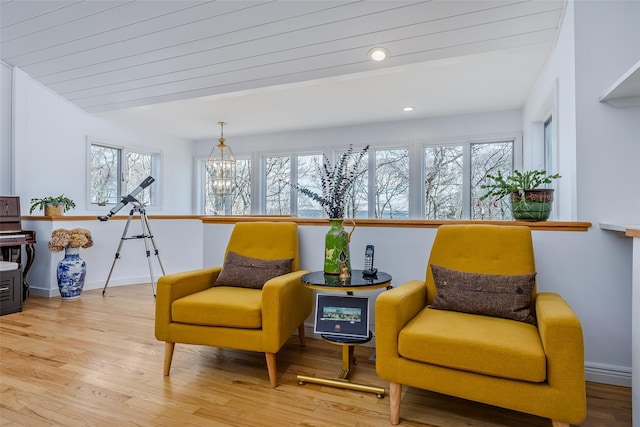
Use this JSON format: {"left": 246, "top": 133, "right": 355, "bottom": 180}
{"left": 430, "top": 264, "right": 537, "bottom": 325}
{"left": 215, "top": 251, "right": 293, "bottom": 289}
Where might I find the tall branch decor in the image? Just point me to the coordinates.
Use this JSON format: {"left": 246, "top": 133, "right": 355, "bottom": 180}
{"left": 291, "top": 144, "right": 369, "bottom": 219}
{"left": 290, "top": 144, "right": 369, "bottom": 275}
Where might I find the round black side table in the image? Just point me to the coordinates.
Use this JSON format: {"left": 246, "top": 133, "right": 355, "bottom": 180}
{"left": 296, "top": 270, "right": 392, "bottom": 398}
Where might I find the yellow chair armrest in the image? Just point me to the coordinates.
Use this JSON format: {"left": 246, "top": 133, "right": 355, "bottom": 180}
{"left": 375, "top": 280, "right": 427, "bottom": 360}
{"left": 155, "top": 267, "right": 222, "bottom": 340}
{"left": 261, "top": 270, "right": 312, "bottom": 350}
{"left": 535, "top": 292, "right": 585, "bottom": 387}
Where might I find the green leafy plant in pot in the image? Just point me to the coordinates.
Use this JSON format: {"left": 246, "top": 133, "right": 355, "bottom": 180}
{"left": 480, "top": 170, "right": 560, "bottom": 221}
{"left": 29, "top": 195, "right": 76, "bottom": 216}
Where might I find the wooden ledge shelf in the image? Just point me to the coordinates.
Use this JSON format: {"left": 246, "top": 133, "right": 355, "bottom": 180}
{"left": 201, "top": 216, "right": 592, "bottom": 232}
{"left": 23, "top": 215, "right": 203, "bottom": 221}
{"left": 23, "top": 215, "right": 591, "bottom": 232}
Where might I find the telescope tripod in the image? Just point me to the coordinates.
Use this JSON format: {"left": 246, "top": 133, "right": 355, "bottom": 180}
{"left": 102, "top": 203, "right": 165, "bottom": 297}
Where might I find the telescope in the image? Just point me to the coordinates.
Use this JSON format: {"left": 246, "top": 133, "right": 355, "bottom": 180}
{"left": 98, "top": 176, "right": 155, "bottom": 221}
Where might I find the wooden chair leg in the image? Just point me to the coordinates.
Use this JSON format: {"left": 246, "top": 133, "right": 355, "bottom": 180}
{"left": 298, "top": 324, "right": 306, "bottom": 347}
{"left": 164, "top": 342, "right": 175, "bottom": 376}
{"left": 551, "top": 421, "right": 569, "bottom": 427}
{"left": 390, "top": 382, "right": 402, "bottom": 425}
{"left": 265, "top": 352, "right": 278, "bottom": 387}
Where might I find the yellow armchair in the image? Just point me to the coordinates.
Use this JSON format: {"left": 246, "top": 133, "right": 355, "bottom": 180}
{"left": 376, "top": 225, "right": 586, "bottom": 426}
{"left": 155, "top": 221, "right": 312, "bottom": 387}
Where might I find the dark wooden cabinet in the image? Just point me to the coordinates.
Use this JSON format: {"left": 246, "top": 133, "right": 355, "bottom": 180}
{"left": 1, "top": 268, "right": 23, "bottom": 315}
{"left": 0, "top": 196, "right": 36, "bottom": 300}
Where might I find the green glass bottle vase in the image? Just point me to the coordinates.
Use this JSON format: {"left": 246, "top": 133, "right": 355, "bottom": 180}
{"left": 324, "top": 219, "right": 356, "bottom": 274}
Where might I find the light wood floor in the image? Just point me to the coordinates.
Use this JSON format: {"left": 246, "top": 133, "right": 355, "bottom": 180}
{"left": 1, "top": 284, "right": 631, "bottom": 426}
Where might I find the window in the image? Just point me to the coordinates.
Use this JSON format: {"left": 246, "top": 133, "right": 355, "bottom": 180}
{"left": 374, "top": 148, "right": 409, "bottom": 218}
{"left": 292, "top": 147, "right": 408, "bottom": 219}
{"left": 210, "top": 138, "right": 516, "bottom": 220}
{"left": 89, "top": 141, "right": 160, "bottom": 208}
{"left": 296, "top": 154, "right": 323, "bottom": 217}
{"left": 263, "top": 153, "right": 325, "bottom": 216}
{"left": 264, "top": 155, "right": 291, "bottom": 215}
{"left": 471, "top": 141, "right": 513, "bottom": 220}
{"left": 424, "top": 146, "right": 463, "bottom": 219}
{"left": 425, "top": 141, "right": 513, "bottom": 220}
{"left": 544, "top": 116, "right": 553, "bottom": 173}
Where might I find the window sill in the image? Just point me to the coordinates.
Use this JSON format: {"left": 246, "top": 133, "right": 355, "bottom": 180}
{"left": 24, "top": 215, "right": 591, "bottom": 232}
{"left": 201, "top": 216, "right": 592, "bottom": 232}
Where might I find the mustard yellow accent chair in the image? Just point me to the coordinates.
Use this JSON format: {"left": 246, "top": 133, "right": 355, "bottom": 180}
{"left": 155, "top": 221, "right": 312, "bottom": 387}
{"left": 376, "top": 225, "right": 586, "bottom": 426}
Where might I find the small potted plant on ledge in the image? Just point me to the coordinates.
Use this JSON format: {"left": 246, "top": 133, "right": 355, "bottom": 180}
{"left": 29, "top": 195, "right": 76, "bottom": 216}
{"left": 480, "top": 170, "right": 561, "bottom": 221}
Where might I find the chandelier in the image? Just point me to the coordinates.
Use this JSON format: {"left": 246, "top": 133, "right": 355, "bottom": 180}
{"left": 206, "top": 121, "right": 236, "bottom": 197}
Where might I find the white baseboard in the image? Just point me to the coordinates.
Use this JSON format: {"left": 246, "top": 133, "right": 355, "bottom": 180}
{"left": 28, "top": 277, "right": 153, "bottom": 298}
{"left": 584, "top": 362, "right": 632, "bottom": 387}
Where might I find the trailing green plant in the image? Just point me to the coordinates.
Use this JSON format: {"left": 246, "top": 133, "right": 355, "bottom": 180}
{"left": 290, "top": 144, "right": 369, "bottom": 218}
{"left": 479, "top": 170, "right": 561, "bottom": 202}
{"left": 29, "top": 195, "right": 76, "bottom": 214}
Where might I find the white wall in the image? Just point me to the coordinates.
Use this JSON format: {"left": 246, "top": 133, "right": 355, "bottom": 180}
{"left": 1, "top": 62, "right": 12, "bottom": 195}
{"left": 522, "top": 0, "right": 577, "bottom": 221}
{"left": 11, "top": 68, "right": 194, "bottom": 215}
{"left": 22, "top": 217, "right": 203, "bottom": 297}
{"left": 194, "top": 110, "right": 523, "bottom": 157}
{"left": 522, "top": 0, "right": 639, "bottom": 386}
{"left": 573, "top": 1, "right": 640, "bottom": 225}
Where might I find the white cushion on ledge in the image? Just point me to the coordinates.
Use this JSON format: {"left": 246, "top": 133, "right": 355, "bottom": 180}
{"left": 0, "top": 261, "right": 19, "bottom": 271}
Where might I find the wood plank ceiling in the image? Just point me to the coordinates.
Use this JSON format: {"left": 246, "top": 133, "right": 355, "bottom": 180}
{"left": 0, "top": 0, "right": 565, "bottom": 138}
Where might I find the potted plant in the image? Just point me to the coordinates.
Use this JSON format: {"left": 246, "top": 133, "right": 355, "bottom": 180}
{"left": 289, "top": 144, "right": 369, "bottom": 274}
{"left": 480, "top": 170, "right": 561, "bottom": 221}
{"left": 29, "top": 195, "right": 76, "bottom": 216}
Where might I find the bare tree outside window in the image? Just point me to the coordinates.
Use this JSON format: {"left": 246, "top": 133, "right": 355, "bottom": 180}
{"left": 375, "top": 149, "right": 409, "bottom": 218}
{"left": 343, "top": 151, "right": 368, "bottom": 218}
{"left": 296, "top": 155, "right": 323, "bottom": 217}
{"left": 235, "top": 141, "right": 514, "bottom": 219}
{"left": 471, "top": 142, "right": 513, "bottom": 219}
{"left": 90, "top": 142, "right": 159, "bottom": 208}
{"left": 265, "top": 156, "right": 291, "bottom": 215}
{"left": 90, "top": 145, "right": 119, "bottom": 205}
{"left": 424, "top": 146, "right": 463, "bottom": 219}
{"left": 231, "top": 159, "right": 251, "bottom": 215}
{"left": 126, "top": 151, "right": 152, "bottom": 206}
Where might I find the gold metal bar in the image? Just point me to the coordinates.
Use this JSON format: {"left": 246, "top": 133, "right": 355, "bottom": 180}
{"left": 296, "top": 375, "right": 385, "bottom": 398}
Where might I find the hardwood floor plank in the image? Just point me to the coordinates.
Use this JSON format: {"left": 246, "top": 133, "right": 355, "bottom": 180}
{"left": 0, "top": 284, "right": 631, "bottom": 426}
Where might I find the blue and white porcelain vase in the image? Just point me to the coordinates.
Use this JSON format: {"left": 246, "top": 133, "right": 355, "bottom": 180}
{"left": 57, "top": 247, "right": 86, "bottom": 300}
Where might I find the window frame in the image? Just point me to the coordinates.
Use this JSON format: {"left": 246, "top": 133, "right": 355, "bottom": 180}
{"left": 419, "top": 134, "right": 520, "bottom": 219}
{"left": 86, "top": 137, "right": 162, "bottom": 211}
{"left": 199, "top": 133, "right": 522, "bottom": 219}
{"left": 260, "top": 149, "right": 325, "bottom": 217}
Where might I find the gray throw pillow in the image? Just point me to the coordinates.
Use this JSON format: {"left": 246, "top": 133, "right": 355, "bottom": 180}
{"left": 215, "top": 251, "right": 294, "bottom": 289}
{"left": 430, "top": 264, "right": 537, "bottom": 325}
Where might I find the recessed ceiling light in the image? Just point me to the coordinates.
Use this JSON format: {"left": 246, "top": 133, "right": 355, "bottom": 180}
{"left": 368, "top": 47, "right": 389, "bottom": 62}
{"left": 403, "top": 106, "right": 414, "bottom": 112}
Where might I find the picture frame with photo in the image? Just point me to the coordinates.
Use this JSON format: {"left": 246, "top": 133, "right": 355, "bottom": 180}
{"left": 314, "top": 294, "right": 370, "bottom": 338}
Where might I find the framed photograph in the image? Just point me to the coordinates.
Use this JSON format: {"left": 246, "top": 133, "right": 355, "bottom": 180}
{"left": 314, "top": 294, "right": 370, "bottom": 338}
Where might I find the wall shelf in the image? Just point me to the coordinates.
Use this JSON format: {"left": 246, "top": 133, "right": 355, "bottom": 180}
{"left": 600, "top": 60, "right": 640, "bottom": 107}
